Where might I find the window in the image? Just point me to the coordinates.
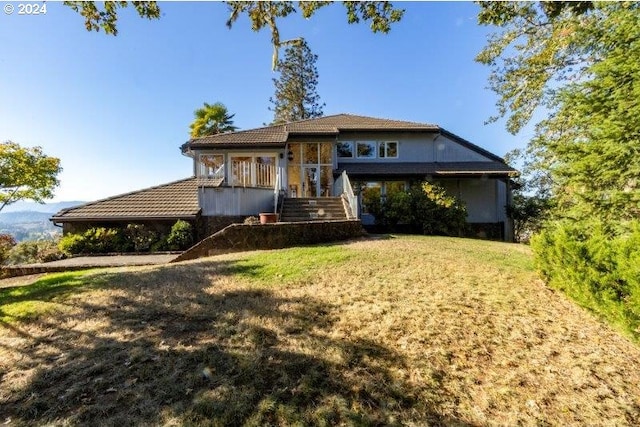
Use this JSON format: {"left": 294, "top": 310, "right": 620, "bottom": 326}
{"left": 356, "top": 141, "right": 376, "bottom": 158}
{"left": 199, "top": 154, "right": 224, "bottom": 178}
{"left": 378, "top": 141, "right": 398, "bottom": 158}
{"left": 336, "top": 142, "right": 354, "bottom": 158}
{"left": 303, "top": 143, "right": 319, "bottom": 164}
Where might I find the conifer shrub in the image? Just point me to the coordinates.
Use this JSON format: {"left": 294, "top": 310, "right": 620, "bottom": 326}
{"left": 532, "top": 220, "right": 640, "bottom": 341}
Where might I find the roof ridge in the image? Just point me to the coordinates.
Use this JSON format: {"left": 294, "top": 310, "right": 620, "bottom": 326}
{"left": 342, "top": 113, "right": 436, "bottom": 127}
{"left": 54, "top": 176, "right": 197, "bottom": 215}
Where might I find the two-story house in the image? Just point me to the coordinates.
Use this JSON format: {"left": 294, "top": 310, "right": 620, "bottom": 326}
{"left": 52, "top": 114, "right": 518, "bottom": 240}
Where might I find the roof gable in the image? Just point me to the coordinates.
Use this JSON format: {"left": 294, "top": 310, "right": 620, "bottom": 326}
{"left": 438, "top": 128, "right": 505, "bottom": 163}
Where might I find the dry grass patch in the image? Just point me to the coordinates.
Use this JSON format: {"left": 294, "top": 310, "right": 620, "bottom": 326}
{"left": 1, "top": 236, "right": 640, "bottom": 425}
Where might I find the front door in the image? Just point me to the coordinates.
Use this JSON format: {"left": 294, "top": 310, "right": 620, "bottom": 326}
{"left": 302, "top": 166, "right": 319, "bottom": 197}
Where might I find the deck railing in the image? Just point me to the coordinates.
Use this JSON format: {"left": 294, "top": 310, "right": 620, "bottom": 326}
{"left": 231, "top": 161, "right": 275, "bottom": 188}
{"left": 201, "top": 163, "right": 225, "bottom": 180}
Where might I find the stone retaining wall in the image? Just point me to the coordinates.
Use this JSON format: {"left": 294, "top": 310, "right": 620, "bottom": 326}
{"left": 198, "top": 215, "right": 247, "bottom": 238}
{"left": 173, "top": 220, "right": 366, "bottom": 262}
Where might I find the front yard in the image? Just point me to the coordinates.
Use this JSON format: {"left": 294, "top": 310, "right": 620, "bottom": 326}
{"left": 1, "top": 235, "right": 639, "bottom": 425}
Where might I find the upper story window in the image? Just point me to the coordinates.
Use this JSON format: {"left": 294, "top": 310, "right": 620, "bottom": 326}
{"left": 378, "top": 141, "right": 398, "bottom": 158}
{"left": 342, "top": 141, "right": 400, "bottom": 159}
{"left": 336, "top": 142, "right": 354, "bottom": 158}
{"left": 356, "top": 141, "right": 376, "bottom": 158}
{"left": 199, "top": 154, "right": 224, "bottom": 178}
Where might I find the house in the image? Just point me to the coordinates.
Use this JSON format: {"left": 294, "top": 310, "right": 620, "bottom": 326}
{"left": 52, "top": 114, "right": 518, "bottom": 241}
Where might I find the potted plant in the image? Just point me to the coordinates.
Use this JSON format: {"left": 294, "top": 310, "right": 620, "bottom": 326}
{"left": 259, "top": 212, "right": 278, "bottom": 224}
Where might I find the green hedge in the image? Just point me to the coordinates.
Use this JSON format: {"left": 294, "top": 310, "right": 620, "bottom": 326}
{"left": 58, "top": 221, "right": 194, "bottom": 255}
{"left": 532, "top": 220, "right": 640, "bottom": 341}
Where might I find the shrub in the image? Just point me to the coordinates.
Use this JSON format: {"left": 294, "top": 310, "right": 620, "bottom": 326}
{"left": 84, "top": 227, "right": 126, "bottom": 253}
{"left": 59, "top": 233, "right": 86, "bottom": 255}
{"left": 0, "top": 233, "right": 17, "bottom": 265}
{"left": 166, "top": 220, "right": 194, "bottom": 251}
{"left": 6, "top": 239, "right": 65, "bottom": 265}
{"left": 532, "top": 220, "right": 640, "bottom": 341}
{"left": 244, "top": 216, "right": 260, "bottom": 225}
{"left": 373, "top": 181, "right": 467, "bottom": 236}
{"left": 56, "top": 223, "right": 191, "bottom": 256}
{"left": 59, "top": 227, "right": 129, "bottom": 255}
{"left": 124, "top": 224, "right": 158, "bottom": 252}
{"left": 507, "top": 194, "right": 552, "bottom": 243}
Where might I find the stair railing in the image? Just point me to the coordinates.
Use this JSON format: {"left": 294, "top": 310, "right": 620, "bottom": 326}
{"left": 340, "top": 171, "right": 358, "bottom": 219}
{"left": 273, "top": 166, "right": 281, "bottom": 214}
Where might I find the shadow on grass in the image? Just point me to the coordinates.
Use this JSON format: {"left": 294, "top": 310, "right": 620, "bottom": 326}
{"left": 0, "top": 272, "right": 107, "bottom": 306}
{"left": 1, "top": 260, "right": 474, "bottom": 426}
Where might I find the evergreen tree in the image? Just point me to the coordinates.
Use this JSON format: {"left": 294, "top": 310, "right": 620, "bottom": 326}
{"left": 269, "top": 39, "right": 325, "bottom": 124}
{"left": 531, "top": 3, "right": 640, "bottom": 225}
{"left": 477, "top": 2, "right": 640, "bottom": 226}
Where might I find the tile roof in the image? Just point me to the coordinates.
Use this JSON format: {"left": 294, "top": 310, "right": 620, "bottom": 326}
{"left": 183, "top": 114, "right": 439, "bottom": 150}
{"left": 336, "top": 162, "right": 518, "bottom": 177}
{"left": 286, "top": 114, "right": 438, "bottom": 133}
{"left": 185, "top": 125, "right": 288, "bottom": 149}
{"left": 50, "top": 177, "right": 221, "bottom": 222}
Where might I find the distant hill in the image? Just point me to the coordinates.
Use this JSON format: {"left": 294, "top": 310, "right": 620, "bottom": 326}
{"left": 1, "top": 200, "right": 85, "bottom": 214}
{"left": 0, "top": 211, "right": 55, "bottom": 224}
{"left": 0, "top": 201, "right": 86, "bottom": 241}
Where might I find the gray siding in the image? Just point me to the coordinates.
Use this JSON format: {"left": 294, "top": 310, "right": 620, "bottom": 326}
{"left": 437, "top": 178, "right": 507, "bottom": 223}
{"left": 200, "top": 187, "right": 274, "bottom": 216}
{"left": 496, "top": 180, "right": 508, "bottom": 222}
{"left": 336, "top": 132, "right": 493, "bottom": 165}
{"left": 434, "top": 135, "right": 489, "bottom": 162}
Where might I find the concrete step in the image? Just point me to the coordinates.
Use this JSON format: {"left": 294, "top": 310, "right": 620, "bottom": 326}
{"left": 281, "top": 211, "right": 346, "bottom": 217}
{"left": 280, "top": 197, "right": 348, "bottom": 222}
{"left": 282, "top": 202, "right": 344, "bottom": 208}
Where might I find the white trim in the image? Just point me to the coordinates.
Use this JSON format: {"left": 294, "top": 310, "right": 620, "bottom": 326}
{"left": 378, "top": 141, "right": 399, "bottom": 159}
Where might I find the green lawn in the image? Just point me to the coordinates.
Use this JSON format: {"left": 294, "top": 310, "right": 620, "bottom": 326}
{"left": 1, "top": 235, "right": 639, "bottom": 426}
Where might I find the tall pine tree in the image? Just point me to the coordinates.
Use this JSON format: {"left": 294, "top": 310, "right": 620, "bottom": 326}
{"left": 269, "top": 39, "right": 324, "bottom": 124}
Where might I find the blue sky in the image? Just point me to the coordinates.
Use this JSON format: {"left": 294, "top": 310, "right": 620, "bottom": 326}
{"left": 1, "top": 1, "right": 533, "bottom": 202}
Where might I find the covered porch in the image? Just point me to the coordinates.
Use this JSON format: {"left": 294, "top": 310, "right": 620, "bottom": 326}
{"left": 194, "top": 143, "right": 358, "bottom": 219}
